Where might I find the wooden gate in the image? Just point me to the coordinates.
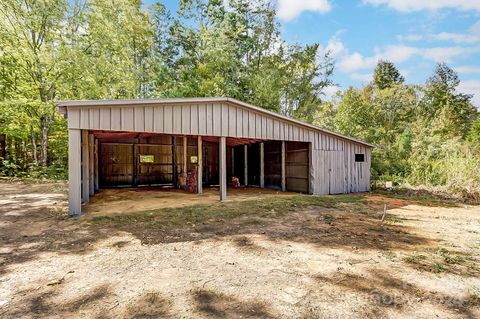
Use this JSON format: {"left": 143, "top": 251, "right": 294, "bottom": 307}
{"left": 136, "top": 144, "right": 173, "bottom": 185}
{"left": 99, "top": 143, "right": 134, "bottom": 187}
{"left": 285, "top": 142, "right": 309, "bottom": 193}
{"left": 100, "top": 142, "right": 175, "bottom": 187}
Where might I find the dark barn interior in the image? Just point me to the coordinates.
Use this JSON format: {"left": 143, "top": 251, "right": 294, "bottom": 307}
{"left": 93, "top": 132, "right": 309, "bottom": 193}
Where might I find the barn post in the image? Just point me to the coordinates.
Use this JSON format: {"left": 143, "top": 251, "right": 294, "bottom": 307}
{"left": 220, "top": 136, "right": 227, "bottom": 201}
{"left": 244, "top": 144, "right": 248, "bottom": 186}
{"left": 94, "top": 139, "right": 99, "bottom": 192}
{"left": 259, "top": 142, "right": 264, "bottom": 188}
{"left": 281, "top": 141, "right": 286, "bottom": 192}
{"left": 183, "top": 136, "right": 187, "bottom": 174}
{"left": 231, "top": 148, "right": 234, "bottom": 175}
{"left": 88, "top": 133, "right": 94, "bottom": 196}
{"left": 308, "top": 141, "right": 314, "bottom": 194}
{"left": 197, "top": 136, "right": 203, "bottom": 194}
{"left": 68, "top": 129, "right": 82, "bottom": 216}
{"left": 81, "top": 130, "right": 90, "bottom": 204}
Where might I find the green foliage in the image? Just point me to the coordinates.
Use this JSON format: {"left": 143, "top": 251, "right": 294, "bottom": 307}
{"left": 0, "top": 0, "right": 478, "bottom": 199}
{"left": 0, "top": 0, "right": 334, "bottom": 180}
{"left": 314, "top": 60, "right": 480, "bottom": 198}
{"left": 373, "top": 60, "right": 404, "bottom": 89}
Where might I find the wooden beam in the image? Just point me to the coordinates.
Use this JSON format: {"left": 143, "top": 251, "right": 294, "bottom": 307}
{"left": 260, "top": 142, "right": 264, "bottom": 188}
{"left": 244, "top": 144, "right": 248, "bottom": 186}
{"left": 197, "top": 136, "right": 203, "bottom": 194}
{"left": 281, "top": 141, "right": 286, "bottom": 192}
{"left": 183, "top": 136, "right": 187, "bottom": 174}
{"left": 220, "top": 136, "right": 227, "bottom": 201}
{"left": 81, "top": 130, "right": 90, "bottom": 204}
{"left": 68, "top": 129, "right": 82, "bottom": 216}
{"left": 88, "top": 133, "right": 94, "bottom": 196}
{"left": 94, "top": 139, "right": 99, "bottom": 192}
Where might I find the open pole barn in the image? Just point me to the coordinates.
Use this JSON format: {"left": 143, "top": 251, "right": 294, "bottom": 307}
{"left": 57, "top": 97, "right": 374, "bottom": 216}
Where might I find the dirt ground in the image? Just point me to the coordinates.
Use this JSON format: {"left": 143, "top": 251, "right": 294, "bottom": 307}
{"left": 0, "top": 180, "right": 479, "bottom": 319}
{"left": 84, "top": 187, "right": 297, "bottom": 216}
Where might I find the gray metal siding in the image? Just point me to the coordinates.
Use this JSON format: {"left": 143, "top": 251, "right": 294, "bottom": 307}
{"left": 66, "top": 101, "right": 372, "bottom": 195}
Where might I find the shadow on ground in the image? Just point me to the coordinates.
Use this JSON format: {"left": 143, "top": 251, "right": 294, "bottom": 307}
{"left": 315, "top": 269, "right": 479, "bottom": 319}
{"left": 0, "top": 181, "right": 442, "bottom": 277}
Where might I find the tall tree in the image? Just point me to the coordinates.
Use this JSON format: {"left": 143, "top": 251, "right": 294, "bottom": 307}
{"left": 422, "top": 63, "right": 476, "bottom": 138}
{"left": 373, "top": 60, "right": 404, "bottom": 90}
{"left": 0, "top": 0, "right": 69, "bottom": 166}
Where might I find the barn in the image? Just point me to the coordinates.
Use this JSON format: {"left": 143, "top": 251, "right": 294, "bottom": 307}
{"left": 58, "top": 97, "right": 374, "bottom": 216}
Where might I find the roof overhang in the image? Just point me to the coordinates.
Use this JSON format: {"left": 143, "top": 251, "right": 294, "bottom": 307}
{"left": 56, "top": 97, "right": 375, "bottom": 148}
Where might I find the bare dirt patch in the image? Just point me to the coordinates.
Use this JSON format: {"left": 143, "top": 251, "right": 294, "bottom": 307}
{"left": 0, "top": 180, "right": 479, "bottom": 319}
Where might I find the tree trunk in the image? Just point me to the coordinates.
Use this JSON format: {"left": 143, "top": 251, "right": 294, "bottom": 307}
{"left": 39, "top": 115, "right": 49, "bottom": 167}
{"left": 31, "top": 127, "right": 37, "bottom": 165}
{"left": 0, "top": 134, "right": 5, "bottom": 162}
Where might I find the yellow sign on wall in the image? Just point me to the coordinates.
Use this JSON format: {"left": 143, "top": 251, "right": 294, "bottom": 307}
{"left": 139, "top": 155, "right": 154, "bottom": 163}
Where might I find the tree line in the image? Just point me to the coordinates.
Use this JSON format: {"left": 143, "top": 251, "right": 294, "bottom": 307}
{"left": 0, "top": 0, "right": 332, "bottom": 177}
{"left": 0, "top": 0, "right": 479, "bottom": 196}
{"left": 314, "top": 61, "right": 480, "bottom": 197}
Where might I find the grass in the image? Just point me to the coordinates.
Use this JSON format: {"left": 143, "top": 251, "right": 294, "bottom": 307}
{"left": 436, "top": 248, "right": 469, "bottom": 264}
{"left": 85, "top": 194, "right": 371, "bottom": 228}
{"left": 402, "top": 247, "right": 478, "bottom": 275}
{"left": 403, "top": 253, "right": 427, "bottom": 264}
{"left": 372, "top": 188, "right": 469, "bottom": 207}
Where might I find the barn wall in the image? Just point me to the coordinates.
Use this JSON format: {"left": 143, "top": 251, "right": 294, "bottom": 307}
{"left": 310, "top": 141, "right": 371, "bottom": 195}
{"left": 67, "top": 102, "right": 360, "bottom": 148}
{"left": 66, "top": 101, "right": 372, "bottom": 195}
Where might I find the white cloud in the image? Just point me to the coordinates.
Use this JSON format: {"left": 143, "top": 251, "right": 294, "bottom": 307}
{"left": 323, "top": 85, "right": 341, "bottom": 100}
{"left": 457, "top": 80, "right": 480, "bottom": 108}
{"left": 432, "top": 32, "right": 480, "bottom": 43}
{"left": 454, "top": 66, "right": 480, "bottom": 74}
{"left": 325, "top": 37, "right": 346, "bottom": 58}
{"left": 276, "top": 0, "right": 331, "bottom": 21}
{"left": 337, "top": 45, "right": 418, "bottom": 72}
{"left": 382, "top": 45, "right": 419, "bottom": 62}
{"left": 423, "top": 46, "right": 480, "bottom": 62}
{"left": 337, "top": 43, "right": 480, "bottom": 74}
{"left": 363, "top": 0, "right": 480, "bottom": 12}
{"left": 338, "top": 52, "right": 375, "bottom": 72}
{"left": 351, "top": 72, "right": 373, "bottom": 82}
{"left": 397, "top": 34, "right": 423, "bottom": 42}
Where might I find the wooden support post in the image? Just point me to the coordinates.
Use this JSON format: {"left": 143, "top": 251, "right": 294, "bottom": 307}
{"left": 244, "top": 144, "right": 248, "bottom": 186}
{"left": 231, "top": 148, "right": 235, "bottom": 175}
{"left": 68, "top": 129, "right": 82, "bottom": 216}
{"left": 260, "top": 142, "right": 264, "bottom": 188}
{"left": 197, "top": 136, "right": 203, "bottom": 194}
{"left": 308, "top": 142, "right": 314, "bottom": 194}
{"left": 81, "top": 130, "right": 89, "bottom": 204}
{"left": 183, "top": 136, "right": 187, "bottom": 174}
{"left": 88, "top": 134, "right": 94, "bottom": 196}
{"left": 220, "top": 136, "right": 227, "bottom": 201}
{"left": 94, "top": 139, "right": 99, "bottom": 192}
{"left": 281, "top": 141, "right": 286, "bottom": 192}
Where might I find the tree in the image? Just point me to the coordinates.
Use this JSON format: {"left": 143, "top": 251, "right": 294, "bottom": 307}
{"left": 373, "top": 60, "right": 404, "bottom": 90}
{"left": 467, "top": 116, "right": 480, "bottom": 145}
{"left": 0, "top": 0, "right": 69, "bottom": 166}
{"left": 421, "top": 63, "right": 477, "bottom": 138}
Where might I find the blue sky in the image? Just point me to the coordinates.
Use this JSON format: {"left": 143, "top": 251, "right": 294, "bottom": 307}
{"left": 146, "top": 0, "right": 480, "bottom": 107}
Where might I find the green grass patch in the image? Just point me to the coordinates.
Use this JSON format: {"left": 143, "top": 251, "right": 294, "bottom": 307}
{"left": 403, "top": 253, "right": 427, "bottom": 264}
{"left": 372, "top": 189, "right": 462, "bottom": 207}
{"left": 436, "top": 248, "right": 472, "bottom": 264}
{"left": 85, "top": 194, "right": 369, "bottom": 228}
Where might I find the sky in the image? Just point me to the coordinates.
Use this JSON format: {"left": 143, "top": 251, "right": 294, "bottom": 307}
{"left": 147, "top": 0, "right": 480, "bottom": 107}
